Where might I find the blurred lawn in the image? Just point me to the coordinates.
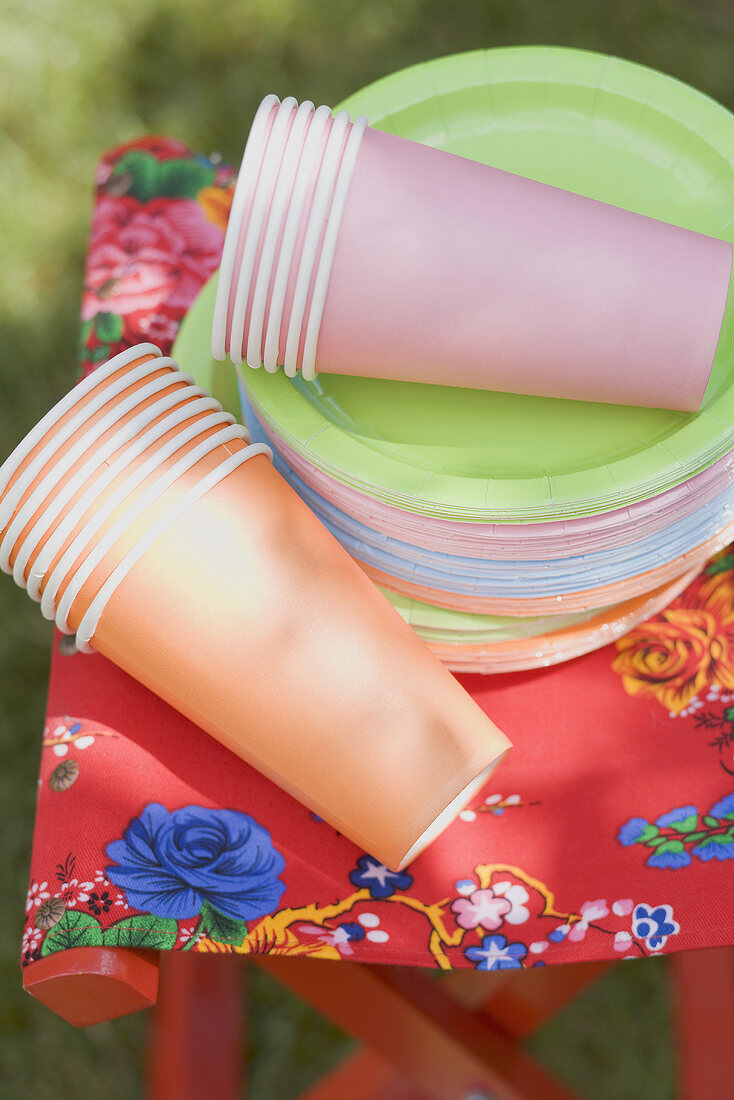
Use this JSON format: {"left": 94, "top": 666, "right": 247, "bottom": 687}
{"left": 0, "top": 1, "right": 732, "bottom": 1096}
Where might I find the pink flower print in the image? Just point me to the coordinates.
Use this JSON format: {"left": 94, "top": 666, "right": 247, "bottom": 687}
{"left": 296, "top": 921, "right": 366, "bottom": 957}
{"left": 58, "top": 879, "right": 94, "bottom": 908}
{"left": 82, "top": 196, "right": 221, "bottom": 321}
{"left": 491, "top": 881, "right": 530, "bottom": 925}
{"left": 26, "top": 881, "right": 50, "bottom": 912}
{"left": 614, "top": 931, "right": 633, "bottom": 952}
{"left": 451, "top": 888, "right": 512, "bottom": 931}
{"left": 568, "top": 899, "right": 609, "bottom": 942}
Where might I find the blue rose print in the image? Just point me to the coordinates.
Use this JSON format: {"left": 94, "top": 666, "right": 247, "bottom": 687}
{"left": 655, "top": 806, "right": 698, "bottom": 829}
{"left": 106, "top": 803, "right": 286, "bottom": 921}
{"left": 465, "top": 933, "right": 527, "bottom": 971}
{"left": 691, "top": 838, "right": 734, "bottom": 861}
{"left": 617, "top": 817, "right": 650, "bottom": 846}
{"left": 632, "top": 903, "right": 679, "bottom": 950}
{"left": 646, "top": 847, "right": 691, "bottom": 870}
{"left": 709, "top": 793, "right": 734, "bottom": 820}
{"left": 349, "top": 856, "right": 413, "bottom": 899}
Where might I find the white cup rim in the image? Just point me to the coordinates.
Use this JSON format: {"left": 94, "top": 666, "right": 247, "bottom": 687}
{"left": 0, "top": 345, "right": 271, "bottom": 647}
{"left": 213, "top": 95, "right": 369, "bottom": 380}
{"left": 211, "top": 96, "right": 280, "bottom": 361}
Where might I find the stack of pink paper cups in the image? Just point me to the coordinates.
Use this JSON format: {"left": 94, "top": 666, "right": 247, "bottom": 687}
{"left": 211, "top": 95, "right": 368, "bottom": 384}
{"left": 213, "top": 94, "right": 731, "bottom": 410}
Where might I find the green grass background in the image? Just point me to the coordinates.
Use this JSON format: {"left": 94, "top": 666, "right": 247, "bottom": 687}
{"left": 0, "top": 1, "right": 732, "bottom": 1095}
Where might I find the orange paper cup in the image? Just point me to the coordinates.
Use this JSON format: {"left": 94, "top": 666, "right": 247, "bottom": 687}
{"left": 0, "top": 345, "right": 511, "bottom": 870}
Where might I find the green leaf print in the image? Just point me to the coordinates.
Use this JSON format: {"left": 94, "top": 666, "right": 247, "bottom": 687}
{"left": 705, "top": 554, "right": 734, "bottom": 575}
{"left": 102, "top": 914, "right": 179, "bottom": 949}
{"left": 199, "top": 902, "right": 248, "bottom": 946}
{"left": 157, "top": 159, "right": 216, "bottom": 199}
{"left": 94, "top": 311, "right": 123, "bottom": 343}
{"left": 108, "top": 151, "right": 215, "bottom": 202}
{"left": 667, "top": 814, "right": 699, "bottom": 834}
{"left": 653, "top": 840, "right": 686, "bottom": 856}
{"left": 40, "top": 909, "right": 103, "bottom": 955}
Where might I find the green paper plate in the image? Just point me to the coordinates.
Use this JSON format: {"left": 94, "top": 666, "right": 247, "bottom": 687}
{"left": 171, "top": 313, "right": 602, "bottom": 639}
{"left": 175, "top": 46, "right": 734, "bottom": 521}
{"left": 380, "top": 588, "right": 598, "bottom": 644}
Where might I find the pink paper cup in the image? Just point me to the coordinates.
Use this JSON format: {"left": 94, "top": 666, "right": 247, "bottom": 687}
{"left": 214, "top": 94, "right": 733, "bottom": 410}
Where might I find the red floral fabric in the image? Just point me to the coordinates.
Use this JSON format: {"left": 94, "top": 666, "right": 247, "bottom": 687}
{"left": 22, "top": 137, "right": 734, "bottom": 973}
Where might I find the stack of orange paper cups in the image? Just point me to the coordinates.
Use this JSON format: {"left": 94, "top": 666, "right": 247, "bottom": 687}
{"left": 0, "top": 344, "right": 511, "bottom": 869}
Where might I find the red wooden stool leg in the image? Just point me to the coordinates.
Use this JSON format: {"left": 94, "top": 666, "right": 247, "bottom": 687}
{"left": 442, "top": 967, "right": 514, "bottom": 1008}
{"left": 670, "top": 946, "right": 734, "bottom": 1100}
{"left": 469, "top": 960, "right": 614, "bottom": 1039}
{"left": 298, "top": 1048, "right": 427, "bottom": 1100}
{"left": 257, "top": 957, "right": 582, "bottom": 1100}
{"left": 22, "top": 946, "right": 159, "bottom": 1026}
{"left": 296, "top": 962, "right": 610, "bottom": 1100}
{"left": 147, "top": 950, "right": 245, "bottom": 1100}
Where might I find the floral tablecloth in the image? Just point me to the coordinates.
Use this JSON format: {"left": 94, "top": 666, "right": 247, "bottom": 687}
{"left": 21, "top": 137, "right": 734, "bottom": 978}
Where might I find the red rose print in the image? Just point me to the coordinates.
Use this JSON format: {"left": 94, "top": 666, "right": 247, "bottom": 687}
{"left": 126, "top": 309, "right": 180, "bottom": 347}
{"left": 82, "top": 196, "right": 221, "bottom": 322}
{"left": 101, "top": 135, "right": 192, "bottom": 170}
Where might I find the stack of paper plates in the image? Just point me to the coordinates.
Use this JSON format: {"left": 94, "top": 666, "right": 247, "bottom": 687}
{"left": 174, "top": 46, "right": 734, "bottom": 672}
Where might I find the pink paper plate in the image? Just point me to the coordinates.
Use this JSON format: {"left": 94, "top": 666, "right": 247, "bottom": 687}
{"left": 361, "top": 523, "right": 734, "bottom": 616}
{"left": 254, "top": 407, "right": 734, "bottom": 560}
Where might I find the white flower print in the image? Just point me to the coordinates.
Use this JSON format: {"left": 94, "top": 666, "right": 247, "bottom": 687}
{"left": 492, "top": 881, "right": 530, "bottom": 925}
{"left": 177, "top": 926, "right": 202, "bottom": 947}
{"left": 57, "top": 879, "right": 94, "bottom": 908}
{"left": 26, "top": 882, "right": 50, "bottom": 912}
{"left": 22, "top": 926, "right": 42, "bottom": 954}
